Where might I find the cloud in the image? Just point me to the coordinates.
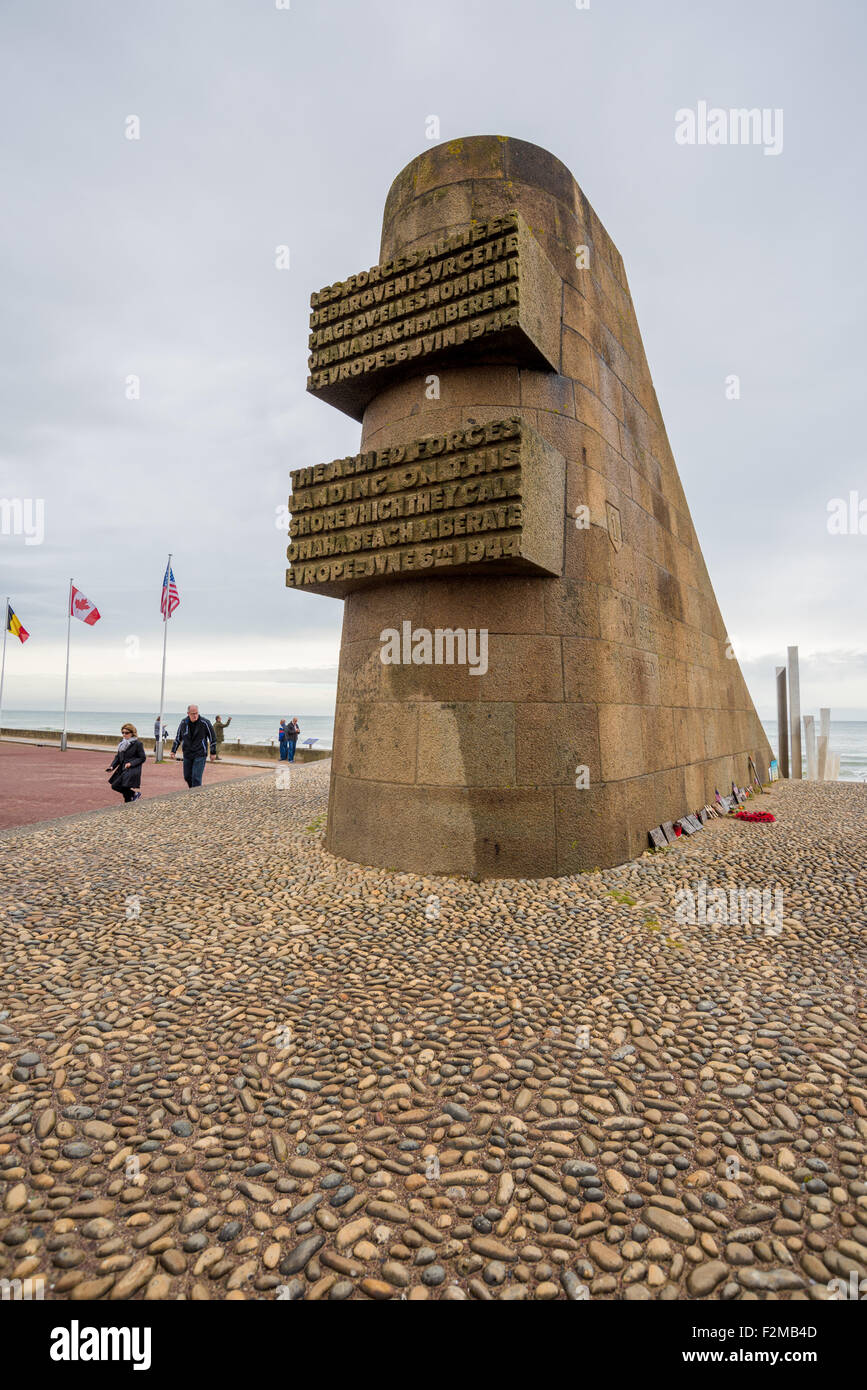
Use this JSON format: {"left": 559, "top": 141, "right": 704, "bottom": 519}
{"left": 2, "top": 0, "right": 865, "bottom": 714}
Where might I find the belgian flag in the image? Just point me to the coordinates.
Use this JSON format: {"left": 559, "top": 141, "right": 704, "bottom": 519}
{"left": 6, "top": 604, "right": 29, "bottom": 643}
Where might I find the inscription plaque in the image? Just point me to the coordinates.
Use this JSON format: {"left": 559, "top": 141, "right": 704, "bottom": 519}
{"left": 307, "top": 213, "right": 561, "bottom": 419}
{"left": 286, "top": 416, "right": 565, "bottom": 597}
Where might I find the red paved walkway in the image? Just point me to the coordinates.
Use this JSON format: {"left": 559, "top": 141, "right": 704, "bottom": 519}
{"left": 0, "top": 742, "right": 268, "bottom": 830}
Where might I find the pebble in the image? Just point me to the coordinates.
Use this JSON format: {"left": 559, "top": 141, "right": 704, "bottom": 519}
{"left": 687, "top": 1261, "right": 729, "bottom": 1297}
{"left": 279, "top": 1235, "right": 325, "bottom": 1276}
{"left": 110, "top": 1258, "right": 156, "bottom": 1301}
{"left": 0, "top": 769, "right": 864, "bottom": 1301}
{"left": 644, "top": 1209, "right": 695, "bottom": 1244}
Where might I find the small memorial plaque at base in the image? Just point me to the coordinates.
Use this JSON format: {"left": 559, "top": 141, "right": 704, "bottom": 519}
{"left": 661, "top": 821, "right": 677, "bottom": 844}
{"left": 648, "top": 826, "right": 667, "bottom": 849}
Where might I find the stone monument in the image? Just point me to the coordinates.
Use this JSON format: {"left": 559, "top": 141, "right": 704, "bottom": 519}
{"left": 287, "top": 136, "right": 772, "bottom": 878}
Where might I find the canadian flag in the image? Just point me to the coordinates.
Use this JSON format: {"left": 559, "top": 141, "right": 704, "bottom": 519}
{"left": 70, "top": 586, "right": 101, "bottom": 625}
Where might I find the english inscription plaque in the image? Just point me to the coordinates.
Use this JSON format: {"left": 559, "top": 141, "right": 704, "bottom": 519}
{"left": 286, "top": 416, "right": 565, "bottom": 597}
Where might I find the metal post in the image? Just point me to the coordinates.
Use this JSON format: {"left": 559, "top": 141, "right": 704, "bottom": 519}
{"left": 817, "top": 708, "right": 830, "bottom": 782}
{"left": 156, "top": 552, "right": 171, "bottom": 763}
{"left": 0, "top": 598, "right": 9, "bottom": 740}
{"left": 775, "top": 666, "right": 789, "bottom": 778}
{"left": 804, "top": 715, "right": 817, "bottom": 781}
{"left": 787, "top": 645, "right": 802, "bottom": 779}
{"left": 60, "top": 578, "right": 72, "bottom": 752}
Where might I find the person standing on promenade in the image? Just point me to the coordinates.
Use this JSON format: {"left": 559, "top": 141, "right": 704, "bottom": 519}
{"left": 106, "top": 723, "right": 146, "bottom": 804}
{"left": 286, "top": 715, "right": 300, "bottom": 762}
{"left": 171, "top": 705, "right": 216, "bottom": 787}
{"left": 278, "top": 719, "right": 288, "bottom": 760}
{"left": 213, "top": 713, "right": 232, "bottom": 759}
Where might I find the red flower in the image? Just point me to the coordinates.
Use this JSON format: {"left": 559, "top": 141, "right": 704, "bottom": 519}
{"left": 734, "top": 811, "right": 775, "bottom": 823}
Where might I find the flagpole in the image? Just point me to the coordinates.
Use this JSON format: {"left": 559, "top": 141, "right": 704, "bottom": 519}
{"left": 60, "top": 579, "right": 73, "bottom": 752}
{"left": 0, "top": 598, "right": 9, "bottom": 741}
{"left": 156, "top": 553, "right": 171, "bottom": 762}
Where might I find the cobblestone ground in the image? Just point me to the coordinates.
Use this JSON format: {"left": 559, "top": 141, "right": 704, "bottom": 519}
{"left": 1, "top": 766, "right": 865, "bottom": 1301}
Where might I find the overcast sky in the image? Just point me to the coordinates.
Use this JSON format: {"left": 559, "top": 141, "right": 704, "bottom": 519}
{"left": 1, "top": 0, "right": 864, "bottom": 718}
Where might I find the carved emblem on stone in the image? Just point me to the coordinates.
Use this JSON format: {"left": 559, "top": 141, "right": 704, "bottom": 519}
{"left": 606, "top": 501, "right": 622, "bottom": 551}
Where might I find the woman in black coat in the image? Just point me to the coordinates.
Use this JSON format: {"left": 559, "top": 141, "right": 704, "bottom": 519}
{"left": 106, "top": 723, "right": 146, "bottom": 803}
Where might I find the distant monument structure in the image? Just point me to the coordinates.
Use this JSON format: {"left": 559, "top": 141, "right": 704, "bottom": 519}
{"left": 287, "top": 136, "right": 772, "bottom": 877}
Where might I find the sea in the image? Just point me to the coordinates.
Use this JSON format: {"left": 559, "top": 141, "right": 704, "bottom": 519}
{"left": 0, "top": 710, "right": 335, "bottom": 751}
{"left": 3, "top": 713, "right": 866, "bottom": 779}
{"left": 760, "top": 720, "right": 867, "bottom": 783}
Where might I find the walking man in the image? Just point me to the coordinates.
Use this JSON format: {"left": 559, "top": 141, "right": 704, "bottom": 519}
{"left": 171, "top": 705, "right": 216, "bottom": 787}
{"left": 286, "top": 715, "right": 300, "bottom": 762}
{"left": 213, "top": 713, "right": 232, "bottom": 759}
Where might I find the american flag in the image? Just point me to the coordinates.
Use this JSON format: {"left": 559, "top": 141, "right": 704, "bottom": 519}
{"left": 161, "top": 564, "right": 180, "bottom": 619}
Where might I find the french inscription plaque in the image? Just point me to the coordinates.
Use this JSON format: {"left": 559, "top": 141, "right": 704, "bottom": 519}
{"left": 307, "top": 213, "right": 561, "bottom": 419}
{"left": 286, "top": 416, "right": 565, "bottom": 597}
